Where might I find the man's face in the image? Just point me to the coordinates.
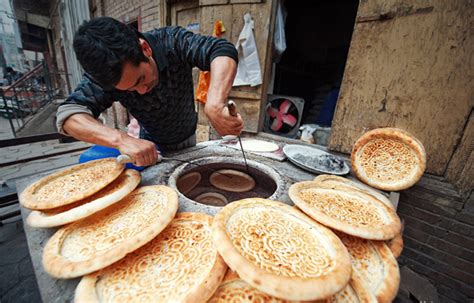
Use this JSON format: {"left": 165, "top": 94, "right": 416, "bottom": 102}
{"left": 115, "top": 40, "right": 159, "bottom": 94}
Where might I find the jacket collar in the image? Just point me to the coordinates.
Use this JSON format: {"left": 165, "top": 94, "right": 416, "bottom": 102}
{"left": 140, "top": 31, "right": 169, "bottom": 72}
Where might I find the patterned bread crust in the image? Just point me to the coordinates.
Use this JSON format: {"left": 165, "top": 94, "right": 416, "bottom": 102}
{"left": 43, "top": 185, "right": 178, "bottom": 279}
{"left": 212, "top": 198, "right": 352, "bottom": 301}
{"left": 313, "top": 175, "right": 395, "bottom": 210}
{"left": 20, "top": 158, "right": 125, "bottom": 210}
{"left": 209, "top": 169, "right": 256, "bottom": 192}
{"left": 336, "top": 232, "right": 400, "bottom": 303}
{"left": 75, "top": 213, "right": 227, "bottom": 303}
{"left": 208, "top": 270, "right": 316, "bottom": 303}
{"left": 289, "top": 182, "right": 401, "bottom": 240}
{"left": 351, "top": 128, "right": 426, "bottom": 191}
{"left": 27, "top": 170, "right": 141, "bottom": 228}
{"left": 386, "top": 232, "right": 404, "bottom": 259}
{"left": 329, "top": 270, "right": 377, "bottom": 303}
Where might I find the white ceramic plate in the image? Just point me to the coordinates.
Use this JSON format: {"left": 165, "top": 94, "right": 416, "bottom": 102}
{"left": 283, "top": 144, "right": 350, "bottom": 175}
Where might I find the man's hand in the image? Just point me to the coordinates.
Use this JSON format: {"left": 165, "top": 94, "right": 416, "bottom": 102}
{"left": 63, "top": 113, "right": 159, "bottom": 166}
{"left": 117, "top": 135, "right": 159, "bottom": 167}
{"left": 205, "top": 56, "right": 244, "bottom": 136}
{"left": 204, "top": 103, "right": 244, "bottom": 136}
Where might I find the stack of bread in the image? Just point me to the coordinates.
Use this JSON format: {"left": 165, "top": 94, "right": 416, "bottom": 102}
{"left": 18, "top": 127, "right": 425, "bottom": 302}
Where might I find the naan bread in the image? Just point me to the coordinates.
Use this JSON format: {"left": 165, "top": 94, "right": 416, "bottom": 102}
{"left": 177, "top": 171, "right": 201, "bottom": 194}
{"left": 313, "top": 174, "right": 394, "bottom": 210}
{"left": 212, "top": 198, "right": 352, "bottom": 301}
{"left": 328, "top": 270, "right": 377, "bottom": 303}
{"left": 20, "top": 158, "right": 124, "bottom": 210}
{"left": 195, "top": 192, "right": 228, "bottom": 206}
{"left": 43, "top": 186, "right": 178, "bottom": 278}
{"left": 209, "top": 270, "right": 376, "bottom": 303}
{"left": 27, "top": 169, "right": 141, "bottom": 228}
{"left": 336, "top": 232, "right": 400, "bottom": 303}
{"left": 289, "top": 182, "right": 401, "bottom": 240}
{"left": 209, "top": 270, "right": 310, "bottom": 303}
{"left": 241, "top": 139, "right": 279, "bottom": 152}
{"left": 351, "top": 128, "right": 426, "bottom": 191}
{"left": 210, "top": 169, "right": 255, "bottom": 192}
{"left": 386, "top": 232, "right": 404, "bottom": 259}
{"left": 75, "top": 213, "right": 227, "bottom": 303}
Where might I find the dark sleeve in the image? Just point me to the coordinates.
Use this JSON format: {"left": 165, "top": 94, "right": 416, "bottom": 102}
{"left": 60, "top": 74, "right": 115, "bottom": 118}
{"left": 166, "top": 26, "right": 238, "bottom": 71}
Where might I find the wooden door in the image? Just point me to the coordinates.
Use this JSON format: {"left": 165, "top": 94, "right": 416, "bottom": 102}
{"left": 329, "top": 0, "right": 473, "bottom": 175}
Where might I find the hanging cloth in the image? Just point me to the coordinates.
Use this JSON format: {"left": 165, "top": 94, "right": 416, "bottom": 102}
{"left": 195, "top": 20, "right": 225, "bottom": 104}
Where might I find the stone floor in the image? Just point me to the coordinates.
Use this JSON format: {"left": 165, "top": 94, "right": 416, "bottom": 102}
{"left": 0, "top": 217, "right": 41, "bottom": 303}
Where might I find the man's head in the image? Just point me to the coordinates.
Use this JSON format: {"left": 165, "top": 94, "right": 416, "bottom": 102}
{"left": 74, "top": 17, "right": 158, "bottom": 93}
{"left": 5, "top": 67, "right": 14, "bottom": 73}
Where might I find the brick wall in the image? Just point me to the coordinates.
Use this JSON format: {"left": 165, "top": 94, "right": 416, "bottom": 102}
{"left": 97, "top": 0, "right": 161, "bottom": 32}
{"left": 397, "top": 176, "right": 474, "bottom": 302}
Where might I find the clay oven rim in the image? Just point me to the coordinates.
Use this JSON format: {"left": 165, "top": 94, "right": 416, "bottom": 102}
{"left": 168, "top": 156, "right": 286, "bottom": 211}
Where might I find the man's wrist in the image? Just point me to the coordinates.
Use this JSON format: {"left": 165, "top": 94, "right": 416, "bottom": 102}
{"left": 110, "top": 129, "right": 126, "bottom": 149}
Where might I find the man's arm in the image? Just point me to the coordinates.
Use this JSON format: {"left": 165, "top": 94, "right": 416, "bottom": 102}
{"left": 169, "top": 27, "right": 243, "bottom": 135}
{"left": 58, "top": 75, "right": 158, "bottom": 166}
{"left": 204, "top": 56, "right": 243, "bottom": 136}
{"left": 63, "top": 113, "right": 158, "bottom": 166}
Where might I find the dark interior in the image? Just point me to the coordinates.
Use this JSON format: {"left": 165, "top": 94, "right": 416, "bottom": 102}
{"left": 273, "top": 0, "right": 359, "bottom": 126}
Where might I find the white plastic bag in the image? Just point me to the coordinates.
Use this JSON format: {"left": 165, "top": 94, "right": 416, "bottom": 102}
{"left": 273, "top": 0, "right": 287, "bottom": 62}
{"left": 233, "top": 13, "right": 262, "bottom": 87}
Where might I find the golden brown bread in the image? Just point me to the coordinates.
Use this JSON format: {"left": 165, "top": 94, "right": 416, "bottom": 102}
{"left": 212, "top": 198, "right": 352, "bottom": 301}
{"left": 351, "top": 128, "right": 426, "bottom": 191}
{"left": 75, "top": 213, "right": 227, "bottom": 303}
{"left": 43, "top": 185, "right": 178, "bottom": 279}
{"left": 20, "top": 158, "right": 124, "bottom": 210}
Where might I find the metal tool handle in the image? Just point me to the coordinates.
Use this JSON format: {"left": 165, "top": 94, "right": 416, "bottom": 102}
{"left": 227, "top": 100, "right": 238, "bottom": 117}
{"left": 157, "top": 154, "right": 163, "bottom": 163}
{"left": 116, "top": 154, "right": 133, "bottom": 164}
{"left": 118, "top": 152, "right": 163, "bottom": 165}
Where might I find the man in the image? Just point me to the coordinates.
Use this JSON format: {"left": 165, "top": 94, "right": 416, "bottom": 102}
{"left": 4, "top": 67, "right": 23, "bottom": 85}
{"left": 56, "top": 17, "right": 243, "bottom": 167}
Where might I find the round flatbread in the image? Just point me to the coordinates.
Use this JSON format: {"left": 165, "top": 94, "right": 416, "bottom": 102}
{"left": 209, "top": 270, "right": 306, "bottom": 303}
{"left": 336, "top": 231, "right": 400, "bottom": 302}
{"left": 212, "top": 198, "right": 352, "bottom": 301}
{"left": 42, "top": 185, "right": 178, "bottom": 279}
{"left": 194, "top": 192, "right": 228, "bottom": 206}
{"left": 289, "top": 181, "right": 401, "bottom": 240}
{"left": 329, "top": 270, "right": 377, "bottom": 303}
{"left": 20, "top": 158, "right": 124, "bottom": 210}
{"left": 75, "top": 213, "right": 227, "bottom": 303}
{"left": 26, "top": 170, "right": 141, "bottom": 228}
{"left": 177, "top": 171, "right": 201, "bottom": 195}
{"left": 351, "top": 128, "right": 426, "bottom": 191}
{"left": 386, "top": 232, "right": 404, "bottom": 258}
{"left": 210, "top": 169, "right": 256, "bottom": 192}
{"left": 241, "top": 139, "right": 279, "bottom": 153}
{"left": 313, "top": 174, "right": 395, "bottom": 210}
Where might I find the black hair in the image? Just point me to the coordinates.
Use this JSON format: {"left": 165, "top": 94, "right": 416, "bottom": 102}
{"left": 5, "top": 67, "right": 13, "bottom": 73}
{"left": 73, "top": 17, "right": 148, "bottom": 89}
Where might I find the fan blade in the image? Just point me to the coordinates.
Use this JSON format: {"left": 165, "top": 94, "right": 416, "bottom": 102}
{"left": 282, "top": 114, "right": 297, "bottom": 127}
{"left": 280, "top": 99, "right": 292, "bottom": 114}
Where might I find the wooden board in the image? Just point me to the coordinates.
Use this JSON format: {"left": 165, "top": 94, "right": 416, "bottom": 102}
{"left": 445, "top": 110, "right": 474, "bottom": 195}
{"left": 328, "top": 0, "right": 474, "bottom": 175}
